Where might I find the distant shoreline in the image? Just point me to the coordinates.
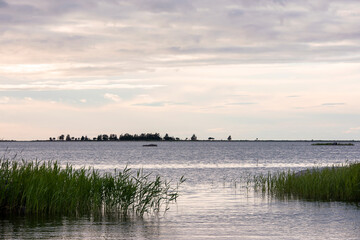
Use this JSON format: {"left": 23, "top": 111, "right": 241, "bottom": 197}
{"left": 1, "top": 140, "right": 359, "bottom": 143}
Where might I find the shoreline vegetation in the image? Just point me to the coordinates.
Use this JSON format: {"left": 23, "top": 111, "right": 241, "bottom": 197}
{"left": 0, "top": 158, "right": 185, "bottom": 216}
{"left": 0, "top": 132, "right": 357, "bottom": 143}
{"left": 254, "top": 162, "right": 360, "bottom": 202}
{"left": 0, "top": 133, "right": 358, "bottom": 144}
{"left": 48, "top": 133, "right": 199, "bottom": 142}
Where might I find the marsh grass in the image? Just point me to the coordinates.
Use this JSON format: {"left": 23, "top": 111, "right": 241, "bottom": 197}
{"left": 254, "top": 162, "right": 360, "bottom": 202}
{"left": 0, "top": 158, "right": 185, "bottom": 216}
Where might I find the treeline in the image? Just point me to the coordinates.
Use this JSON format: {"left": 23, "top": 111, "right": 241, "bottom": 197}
{"left": 49, "top": 133, "right": 198, "bottom": 142}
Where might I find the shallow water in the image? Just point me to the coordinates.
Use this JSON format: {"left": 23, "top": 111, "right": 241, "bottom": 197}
{"left": 1, "top": 141, "right": 360, "bottom": 239}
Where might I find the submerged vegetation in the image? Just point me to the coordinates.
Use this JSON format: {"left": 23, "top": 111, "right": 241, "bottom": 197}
{"left": 254, "top": 162, "right": 360, "bottom": 202}
{"left": 0, "top": 158, "right": 185, "bottom": 216}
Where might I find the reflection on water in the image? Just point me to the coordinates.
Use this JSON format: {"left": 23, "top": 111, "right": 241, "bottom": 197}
{"left": 1, "top": 141, "right": 360, "bottom": 239}
{"left": 0, "top": 214, "right": 162, "bottom": 239}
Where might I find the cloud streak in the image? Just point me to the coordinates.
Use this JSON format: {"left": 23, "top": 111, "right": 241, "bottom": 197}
{"left": 0, "top": 80, "right": 164, "bottom": 91}
{"left": 345, "top": 127, "right": 360, "bottom": 134}
{"left": 322, "top": 103, "right": 346, "bottom": 106}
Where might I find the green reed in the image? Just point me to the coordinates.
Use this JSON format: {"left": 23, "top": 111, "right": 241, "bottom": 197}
{"left": 0, "top": 158, "right": 185, "bottom": 216}
{"left": 254, "top": 162, "right": 360, "bottom": 201}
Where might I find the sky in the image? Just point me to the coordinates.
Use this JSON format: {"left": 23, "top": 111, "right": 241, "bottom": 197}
{"left": 1, "top": 0, "right": 360, "bottom": 140}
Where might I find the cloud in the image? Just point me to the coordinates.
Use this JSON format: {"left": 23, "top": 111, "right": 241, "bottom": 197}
{"left": 0, "top": 80, "right": 164, "bottom": 91}
{"left": 322, "top": 103, "right": 346, "bottom": 106}
{"left": 226, "top": 102, "right": 257, "bottom": 105}
{"left": 345, "top": 127, "right": 360, "bottom": 134}
{"left": 1, "top": 0, "right": 360, "bottom": 70}
{"left": 138, "top": 0, "right": 194, "bottom": 13}
{"left": 104, "top": 93, "right": 121, "bottom": 103}
{"left": 1, "top": 0, "right": 360, "bottom": 140}
{"left": 0, "top": 0, "right": 8, "bottom": 8}
{"left": 134, "top": 102, "right": 166, "bottom": 107}
{"left": 0, "top": 96, "right": 10, "bottom": 103}
{"left": 133, "top": 100, "right": 191, "bottom": 107}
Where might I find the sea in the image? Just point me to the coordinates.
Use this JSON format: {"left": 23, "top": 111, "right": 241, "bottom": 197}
{"left": 0, "top": 141, "right": 359, "bottom": 239}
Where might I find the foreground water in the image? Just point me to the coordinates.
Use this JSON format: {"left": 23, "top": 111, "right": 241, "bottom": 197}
{"left": 1, "top": 141, "right": 360, "bottom": 239}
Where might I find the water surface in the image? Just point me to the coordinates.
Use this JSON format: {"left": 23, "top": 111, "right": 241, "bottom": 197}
{"left": 1, "top": 141, "right": 359, "bottom": 239}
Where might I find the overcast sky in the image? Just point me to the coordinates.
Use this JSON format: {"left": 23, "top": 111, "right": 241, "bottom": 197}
{"left": 1, "top": 0, "right": 360, "bottom": 140}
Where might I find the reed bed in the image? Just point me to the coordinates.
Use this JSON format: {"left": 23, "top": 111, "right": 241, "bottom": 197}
{"left": 254, "top": 162, "right": 360, "bottom": 202}
{"left": 0, "top": 158, "right": 185, "bottom": 216}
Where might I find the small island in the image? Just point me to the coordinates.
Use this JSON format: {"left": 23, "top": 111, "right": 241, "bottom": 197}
{"left": 143, "top": 144, "right": 158, "bottom": 147}
{"left": 312, "top": 142, "right": 354, "bottom": 146}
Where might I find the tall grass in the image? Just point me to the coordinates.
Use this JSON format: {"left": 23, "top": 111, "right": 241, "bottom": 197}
{"left": 254, "top": 162, "right": 360, "bottom": 202}
{"left": 0, "top": 158, "right": 185, "bottom": 216}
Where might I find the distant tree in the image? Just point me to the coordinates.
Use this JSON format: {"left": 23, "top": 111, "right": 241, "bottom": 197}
{"left": 227, "top": 135, "right": 232, "bottom": 141}
{"left": 102, "top": 134, "right": 109, "bottom": 141}
{"left": 134, "top": 134, "right": 139, "bottom": 141}
{"left": 164, "top": 133, "right": 175, "bottom": 141}
{"left": 117, "top": 132, "right": 175, "bottom": 141}
{"left": 147, "top": 133, "right": 162, "bottom": 141}
{"left": 208, "top": 137, "right": 214, "bottom": 141}
{"left": 97, "top": 135, "right": 103, "bottom": 141}
{"left": 58, "top": 134, "right": 65, "bottom": 141}
{"left": 154, "top": 133, "right": 162, "bottom": 141}
{"left": 119, "top": 133, "right": 134, "bottom": 141}
{"left": 81, "top": 136, "right": 85, "bottom": 141}
{"left": 139, "top": 133, "right": 146, "bottom": 141}
{"left": 191, "top": 134, "right": 197, "bottom": 141}
{"left": 66, "top": 134, "right": 71, "bottom": 141}
{"left": 109, "top": 134, "right": 118, "bottom": 141}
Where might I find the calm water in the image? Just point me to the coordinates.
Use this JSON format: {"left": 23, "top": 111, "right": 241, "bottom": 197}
{"left": 1, "top": 141, "right": 360, "bottom": 239}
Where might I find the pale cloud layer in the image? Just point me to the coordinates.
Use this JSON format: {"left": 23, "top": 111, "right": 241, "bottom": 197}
{"left": 0, "top": 80, "right": 163, "bottom": 91}
{"left": 1, "top": 0, "right": 360, "bottom": 140}
{"left": 104, "top": 93, "right": 122, "bottom": 103}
